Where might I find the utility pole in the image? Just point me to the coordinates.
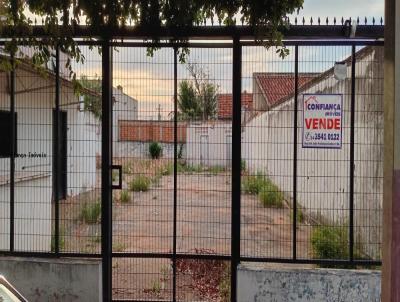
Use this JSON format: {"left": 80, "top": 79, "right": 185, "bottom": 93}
{"left": 382, "top": 0, "right": 400, "bottom": 301}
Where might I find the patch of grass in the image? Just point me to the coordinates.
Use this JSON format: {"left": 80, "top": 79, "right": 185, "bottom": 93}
{"left": 150, "top": 279, "right": 162, "bottom": 294}
{"left": 258, "top": 181, "right": 284, "bottom": 208}
{"left": 79, "top": 200, "right": 101, "bottom": 224}
{"left": 208, "top": 165, "right": 225, "bottom": 174}
{"left": 51, "top": 227, "right": 65, "bottom": 252}
{"left": 160, "top": 162, "right": 173, "bottom": 176}
{"left": 176, "top": 162, "right": 202, "bottom": 173}
{"left": 311, "top": 225, "right": 348, "bottom": 262}
{"left": 113, "top": 242, "right": 126, "bottom": 252}
{"left": 122, "top": 161, "right": 133, "bottom": 174}
{"left": 120, "top": 190, "right": 130, "bottom": 203}
{"left": 129, "top": 175, "right": 151, "bottom": 192}
{"left": 242, "top": 173, "right": 266, "bottom": 194}
{"left": 290, "top": 206, "right": 304, "bottom": 224}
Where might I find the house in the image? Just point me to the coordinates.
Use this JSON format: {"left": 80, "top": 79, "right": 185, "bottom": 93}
{"left": 242, "top": 46, "right": 384, "bottom": 258}
{"left": 0, "top": 52, "right": 100, "bottom": 251}
{"left": 112, "top": 85, "right": 139, "bottom": 157}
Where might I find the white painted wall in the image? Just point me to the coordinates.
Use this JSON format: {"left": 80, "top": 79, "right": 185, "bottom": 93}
{"left": 186, "top": 122, "right": 232, "bottom": 167}
{"left": 112, "top": 87, "right": 138, "bottom": 157}
{"left": 242, "top": 47, "right": 383, "bottom": 258}
{"left": 0, "top": 65, "right": 99, "bottom": 251}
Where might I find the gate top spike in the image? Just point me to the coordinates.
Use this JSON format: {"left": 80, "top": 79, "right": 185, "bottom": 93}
{"left": 310, "top": 17, "right": 313, "bottom": 25}
{"left": 372, "top": 17, "right": 375, "bottom": 25}
{"left": 357, "top": 17, "right": 359, "bottom": 24}
{"left": 317, "top": 17, "right": 320, "bottom": 25}
{"left": 326, "top": 17, "right": 329, "bottom": 25}
{"left": 380, "top": 17, "right": 383, "bottom": 25}
{"left": 295, "top": 17, "right": 297, "bottom": 25}
{"left": 365, "top": 17, "right": 367, "bottom": 25}
{"left": 333, "top": 17, "right": 336, "bottom": 25}
{"left": 302, "top": 17, "right": 305, "bottom": 25}
{"left": 341, "top": 17, "right": 344, "bottom": 25}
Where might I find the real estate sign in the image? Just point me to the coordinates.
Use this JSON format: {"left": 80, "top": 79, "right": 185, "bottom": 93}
{"left": 302, "top": 94, "right": 343, "bottom": 149}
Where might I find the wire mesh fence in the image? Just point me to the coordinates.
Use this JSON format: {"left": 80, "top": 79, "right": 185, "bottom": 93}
{"left": 0, "top": 38, "right": 383, "bottom": 301}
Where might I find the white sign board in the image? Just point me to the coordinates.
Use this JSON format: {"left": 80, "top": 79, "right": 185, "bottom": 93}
{"left": 302, "top": 94, "right": 343, "bottom": 149}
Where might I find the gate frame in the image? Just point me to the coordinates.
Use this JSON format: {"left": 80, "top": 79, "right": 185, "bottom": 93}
{"left": 0, "top": 23, "right": 385, "bottom": 302}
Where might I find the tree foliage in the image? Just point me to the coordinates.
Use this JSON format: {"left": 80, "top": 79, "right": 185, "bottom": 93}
{"left": 178, "top": 63, "right": 217, "bottom": 121}
{"left": 0, "top": 0, "right": 303, "bottom": 77}
{"left": 78, "top": 75, "right": 102, "bottom": 119}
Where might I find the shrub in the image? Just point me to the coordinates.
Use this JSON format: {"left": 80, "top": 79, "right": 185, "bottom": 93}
{"left": 79, "top": 201, "right": 101, "bottom": 224}
{"left": 258, "top": 181, "right": 284, "bottom": 208}
{"left": 120, "top": 190, "right": 130, "bottom": 203}
{"left": 240, "top": 160, "right": 246, "bottom": 173}
{"left": 129, "top": 175, "right": 151, "bottom": 192}
{"left": 149, "top": 142, "right": 162, "bottom": 159}
{"left": 311, "top": 225, "right": 348, "bottom": 261}
{"left": 242, "top": 174, "right": 266, "bottom": 194}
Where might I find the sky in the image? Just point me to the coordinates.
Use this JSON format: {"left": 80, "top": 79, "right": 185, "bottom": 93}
{"left": 70, "top": 0, "right": 384, "bottom": 119}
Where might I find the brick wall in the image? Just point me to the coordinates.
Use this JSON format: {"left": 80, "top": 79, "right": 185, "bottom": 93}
{"left": 119, "top": 120, "right": 187, "bottom": 143}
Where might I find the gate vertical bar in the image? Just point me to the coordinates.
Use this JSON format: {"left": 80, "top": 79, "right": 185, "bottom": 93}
{"left": 292, "top": 45, "right": 299, "bottom": 260}
{"left": 9, "top": 54, "right": 16, "bottom": 252}
{"left": 172, "top": 47, "right": 178, "bottom": 302}
{"left": 54, "top": 46, "right": 60, "bottom": 254}
{"left": 349, "top": 44, "right": 356, "bottom": 262}
{"left": 231, "top": 35, "right": 241, "bottom": 302}
{"left": 101, "top": 38, "right": 113, "bottom": 301}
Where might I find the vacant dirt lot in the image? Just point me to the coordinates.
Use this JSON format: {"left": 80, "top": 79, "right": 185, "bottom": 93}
{"left": 61, "top": 164, "right": 311, "bottom": 300}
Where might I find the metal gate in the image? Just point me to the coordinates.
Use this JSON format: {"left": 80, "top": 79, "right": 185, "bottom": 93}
{"left": 0, "top": 20, "right": 384, "bottom": 302}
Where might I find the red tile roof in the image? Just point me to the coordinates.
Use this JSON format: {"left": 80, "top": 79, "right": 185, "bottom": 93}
{"left": 254, "top": 73, "right": 318, "bottom": 108}
{"left": 217, "top": 92, "right": 253, "bottom": 119}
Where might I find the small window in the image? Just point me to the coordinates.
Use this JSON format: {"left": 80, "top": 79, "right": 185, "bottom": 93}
{"left": 0, "top": 110, "right": 17, "bottom": 157}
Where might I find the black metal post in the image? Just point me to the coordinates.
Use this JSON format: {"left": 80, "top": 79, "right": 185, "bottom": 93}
{"left": 172, "top": 47, "right": 178, "bottom": 302}
{"left": 101, "top": 38, "right": 113, "bottom": 302}
{"left": 54, "top": 46, "right": 60, "bottom": 254}
{"left": 9, "top": 54, "right": 16, "bottom": 252}
{"left": 349, "top": 45, "right": 356, "bottom": 262}
{"left": 231, "top": 35, "right": 242, "bottom": 302}
{"left": 293, "top": 45, "right": 299, "bottom": 260}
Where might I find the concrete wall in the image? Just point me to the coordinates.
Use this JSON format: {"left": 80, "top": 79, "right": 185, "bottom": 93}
{"left": 0, "top": 257, "right": 102, "bottom": 302}
{"left": 237, "top": 264, "right": 381, "bottom": 302}
{"left": 186, "top": 121, "right": 232, "bottom": 167}
{"left": 242, "top": 47, "right": 383, "bottom": 258}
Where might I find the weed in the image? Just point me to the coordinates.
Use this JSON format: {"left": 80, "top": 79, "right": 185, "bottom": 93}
{"left": 311, "top": 225, "right": 348, "bottom": 262}
{"left": 160, "top": 162, "right": 173, "bottom": 176}
{"left": 150, "top": 279, "right": 162, "bottom": 294}
{"left": 290, "top": 206, "right": 304, "bottom": 224}
{"left": 208, "top": 166, "right": 225, "bottom": 174}
{"left": 113, "top": 242, "right": 126, "bottom": 252}
{"left": 241, "top": 160, "right": 246, "bottom": 173}
{"left": 120, "top": 190, "right": 130, "bottom": 203}
{"left": 79, "top": 200, "right": 101, "bottom": 224}
{"left": 258, "top": 180, "right": 284, "bottom": 208}
{"left": 242, "top": 173, "right": 266, "bottom": 194}
{"left": 129, "top": 175, "right": 151, "bottom": 192}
